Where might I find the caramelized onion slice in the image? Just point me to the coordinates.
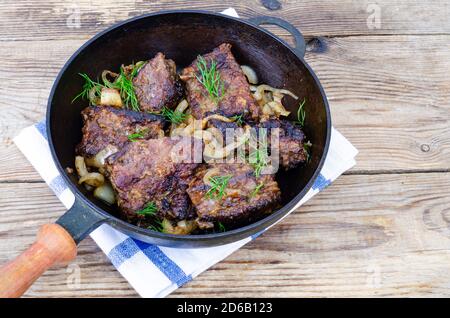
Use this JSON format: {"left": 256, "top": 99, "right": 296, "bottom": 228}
{"left": 241, "top": 65, "right": 258, "bottom": 84}
{"left": 78, "top": 172, "right": 105, "bottom": 187}
{"left": 253, "top": 84, "right": 298, "bottom": 101}
{"left": 75, "top": 156, "right": 88, "bottom": 177}
{"left": 94, "top": 183, "right": 116, "bottom": 205}
{"left": 85, "top": 145, "right": 118, "bottom": 168}
{"left": 162, "top": 218, "right": 197, "bottom": 235}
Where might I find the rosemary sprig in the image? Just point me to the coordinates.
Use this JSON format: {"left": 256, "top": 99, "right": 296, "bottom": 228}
{"left": 295, "top": 98, "right": 306, "bottom": 127}
{"left": 72, "top": 73, "right": 104, "bottom": 104}
{"left": 161, "top": 106, "right": 187, "bottom": 125}
{"left": 136, "top": 201, "right": 158, "bottom": 216}
{"left": 250, "top": 182, "right": 264, "bottom": 198}
{"left": 217, "top": 222, "right": 226, "bottom": 233}
{"left": 195, "top": 55, "right": 224, "bottom": 102}
{"left": 127, "top": 128, "right": 149, "bottom": 142}
{"left": 206, "top": 175, "right": 232, "bottom": 201}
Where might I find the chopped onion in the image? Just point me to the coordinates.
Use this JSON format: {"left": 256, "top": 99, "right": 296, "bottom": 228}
{"left": 78, "top": 172, "right": 105, "bottom": 187}
{"left": 241, "top": 65, "right": 258, "bottom": 84}
{"left": 162, "top": 218, "right": 197, "bottom": 235}
{"left": 100, "top": 88, "right": 123, "bottom": 107}
{"left": 94, "top": 183, "right": 116, "bottom": 205}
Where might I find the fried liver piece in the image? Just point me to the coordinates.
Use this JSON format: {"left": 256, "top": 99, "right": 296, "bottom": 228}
{"left": 133, "top": 52, "right": 183, "bottom": 113}
{"left": 104, "top": 137, "right": 202, "bottom": 224}
{"left": 186, "top": 163, "right": 281, "bottom": 229}
{"left": 180, "top": 43, "right": 260, "bottom": 120}
{"left": 76, "top": 106, "right": 165, "bottom": 158}
{"left": 259, "top": 119, "right": 307, "bottom": 170}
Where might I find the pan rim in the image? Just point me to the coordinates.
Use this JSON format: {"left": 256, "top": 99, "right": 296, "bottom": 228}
{"left": 46, "top": 9, "right": 331, "bottom": 244}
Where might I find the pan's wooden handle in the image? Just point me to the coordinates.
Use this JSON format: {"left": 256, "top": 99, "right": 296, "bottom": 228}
{"left": 0, "top": 224, "right": 77, "bottom": 298}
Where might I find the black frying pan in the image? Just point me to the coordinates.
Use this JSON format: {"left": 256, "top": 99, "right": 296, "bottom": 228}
{"left": 0, "top": 10, "right": 331, "bottom": 297}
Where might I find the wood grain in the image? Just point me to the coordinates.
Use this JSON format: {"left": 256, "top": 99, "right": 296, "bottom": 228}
{"left": 1, "top": 172, "right": 449, "bottom": 297}
{"left": 1, "top": 0, "right": 449, "bottom": 298}
{"left": 1, "top": 34, "right": 449, "bottom": 181}
{"left": 1, "top": 0, "right": 449, "bottom": 42}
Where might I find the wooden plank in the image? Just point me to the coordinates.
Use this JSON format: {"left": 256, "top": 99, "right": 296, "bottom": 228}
{"left": 1, "top": 172, "right": 450, "bottom": 297}
{"left": 0, "top": 34, "right": 449, "bottom": 181}
{"left": 0, "top": 0, "right": 449, "bottom": 42}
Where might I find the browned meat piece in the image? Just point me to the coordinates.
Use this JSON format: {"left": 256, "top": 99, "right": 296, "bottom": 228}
{"left": 259, "top": 119, "right": 307, "bottom": 170}
{"left": 205, "top": 118, "right": 307, "bottom": 171}
{"left": 186, "top": 163, "right": 280, "bottom": 229}
{"left": 180, "top": 43, "right": 260, "bottom": 120}
{"left": 104, "top": 137, "right": 202, "bottom": 224}
{"left": 133, "top": 52, "right": 183, "bottom": 112}
{"left": 76, "top": 106, "right": 165, "bottom": 159}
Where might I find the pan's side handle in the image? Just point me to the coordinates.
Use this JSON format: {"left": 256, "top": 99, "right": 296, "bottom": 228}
{"left": 247, "top": 16, "right": 306, "bottom": 58}
{"left": 0, "top": 224, "right": 76, "bottom": 298}
{"left": 0, "top": 199, "right": 106, "bottom": 297}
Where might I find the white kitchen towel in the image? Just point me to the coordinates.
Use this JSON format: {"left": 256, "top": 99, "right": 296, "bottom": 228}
{"left": 13, "top": 8, "right": 358, "bottom": 298}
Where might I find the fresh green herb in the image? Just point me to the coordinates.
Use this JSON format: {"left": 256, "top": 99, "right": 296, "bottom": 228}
{"left": 250, "top": 182, "right": 264, "bottom": 198}
{"left": 72, "top": 73, "right": 104, "bottom": 104}
{"left": 147, "top": 219, "right": 163, "bottom": 232}
{"left": 136, "top": 201, "right": 158, "bottom": 216}
{"left": 231, "top": 114, "right": 244, "bottom": 126}
{"left": 73, "top": 62, "right": 144, "bottom": 110}
{"left": 108, "top": 64, "right": 141, "bottom": 112}
{"left": 248, "top": 129, "right": 270, "bottom": 178}
{"left": 295, "top": 98, "right": 306, "bottom": 127}
{"left": 127, "top": 128, "right": 149, "bottom": 142}
{"left": 195, "top": 55, "right": 224, "bottom": 102}
{"left": 206, "top": 175, "right": 232, "bottom": 201}
{"left": 217, "top": 222, "right": 226, "bottom": 233}
{"left": 303, "top": 140, "right": 312, "bottom": 163}
{"left": 161, "top": 106, "right": 187, "bottom": 125}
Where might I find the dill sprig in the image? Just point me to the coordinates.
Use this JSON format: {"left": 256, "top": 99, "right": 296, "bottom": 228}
{"left": 147, "top": 219, "right": 163, "bottom": 232}
{"left": 108, "top": 64, "right": 141, "bottom": 112}
{"left": 195, "top": 55, "right": 224, "bottom": 102}
{"left": 206, "top": 175, "right": 232, "bottom": 201}
{"left": 161, "top": 106, "right": 187, "bottom": 125}
{"left": 147, "top": 219, "right": 164, "bottom": 232}
{"left": 295, "top": 98, "right": 306, "bottom": 127}
{"left": 217, "top": 222, "right": 226, "bottom": 233}
{"left": 72, "top": 73, "right": 104, "bottom": 104}
{"left": 127, "top": 128, "right": 149, "bottom": 142}
{"left": 248, "top": 129, "right": 270, "bottom": 178}
{"left": 231, "top": 114, "right": 244, "bottom": 126}
{"left": 136, "top": 201, "right": 157, "bottom": 216}
{"left": 74, "top": 62, "right": 144, "bottom": 110}
{"left": 250, "top": 182, "right": 264, "bottom": 198}
{"left": 303, "top": 140, "right": 312, "bottom": 163}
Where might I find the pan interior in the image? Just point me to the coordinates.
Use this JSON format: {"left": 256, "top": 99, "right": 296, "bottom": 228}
{"left": 49, "top": 12, "right": 329, "bottom": 237}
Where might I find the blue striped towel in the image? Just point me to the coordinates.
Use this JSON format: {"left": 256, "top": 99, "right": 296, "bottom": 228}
{"left": 13, "top": 8, "right": 358, "bottom": 297}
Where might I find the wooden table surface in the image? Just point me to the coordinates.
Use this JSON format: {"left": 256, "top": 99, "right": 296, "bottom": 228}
{"left": 1, "top": 0, "right": 449, "bottom": 297}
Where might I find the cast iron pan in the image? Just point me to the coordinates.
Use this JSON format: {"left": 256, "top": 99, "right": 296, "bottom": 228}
{"left": 0, "top": 10, "right": 331, "bottom": 297}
